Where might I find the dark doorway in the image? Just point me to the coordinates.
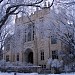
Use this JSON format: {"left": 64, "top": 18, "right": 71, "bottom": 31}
{"left": 28, "top": 52, "right": 33, "bottom": 64}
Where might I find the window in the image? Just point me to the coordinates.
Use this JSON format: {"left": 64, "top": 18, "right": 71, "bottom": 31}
{"left": 39, "top": 17, "right": 44, "bottom": 39}
{"left": 23, "top": 29, "right": 27, "bottom": 43}
{"left": 41, "top": 51, "right": 44, "bottom": 60}
{"left": 33, "top": 30, "right": 35, "bottom": 40}
{"left": 27, "top": 24, "right": 32, "bottom": 41}
{"left": 40, "top": 65, "right": 46, "bottom": 69}
{"left": 52, "top": 50, "right": 58, "bottom": 59}
{"left": 17, "top": 29, "right": 20, "bottom": 38}
{"left": 51, "top": 35, "right": 57, "bottom": 44}
{"left": 17, "top": 54, "right": 19, "bottom": 61}
{"left": 44, "top": 65, "right": 46, "bottom": 68}
{"left": 6, "top": 44, "right": 10, "bottom": 51}
{"left": 25, "top": 33, "right": 26, "bottom": 42}
{"left": 28, "top": 32, "right": 31, "bottom": 41}
{"left": 32, "top": 25, "right": 35, "bottom": 40}
{"left": 24, "top": 30, "right": 26, "bottom": 42}
{"left": 6, "top": 55, "right": 9, "bottom": 62}
{"left": 27, "top": 24, "right": 35, "bottom": 41}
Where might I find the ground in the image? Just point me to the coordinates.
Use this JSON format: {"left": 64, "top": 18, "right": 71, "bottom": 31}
{"left": 0, "top": 72, "right": 75, "bottom": 75}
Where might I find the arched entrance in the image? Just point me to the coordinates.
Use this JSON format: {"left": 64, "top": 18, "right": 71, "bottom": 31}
{"left": 24, "top": 48, "right": 33, "bottom": 64}
{"left": 28, "top": 52, "right": 33, "bottom": 63}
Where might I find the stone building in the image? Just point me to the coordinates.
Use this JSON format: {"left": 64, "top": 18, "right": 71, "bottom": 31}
{"left": 4, "top": 7, "right": 67, "bottom": 69}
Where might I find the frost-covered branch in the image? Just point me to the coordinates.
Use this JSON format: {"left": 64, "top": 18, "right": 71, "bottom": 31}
{"left": 0, "top": 0, "right": 54, "bottom": 30}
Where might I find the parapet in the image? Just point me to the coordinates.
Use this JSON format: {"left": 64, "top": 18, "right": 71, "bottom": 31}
{"left": 15, "top": 3, "right": 51, "bottom": 25}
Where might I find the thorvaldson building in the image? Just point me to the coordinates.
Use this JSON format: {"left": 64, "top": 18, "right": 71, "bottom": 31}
{"left": 4, "top": 3, "right": 67, "bottom": 69}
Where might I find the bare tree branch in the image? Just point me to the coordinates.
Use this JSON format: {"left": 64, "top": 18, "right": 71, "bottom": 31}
{"left": 0, "top": 0, "right": 54, "bottom": 30}
{"left": 0, "top": 0, "right": 3, "bottom": 3}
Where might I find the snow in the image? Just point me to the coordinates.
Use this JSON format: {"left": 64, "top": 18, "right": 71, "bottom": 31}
{"left": 51, "top": 59, "right": 62, "bottom": 68}
{"left": 0, "top": 73, "right": 38, "bottom": 75}
{"left": 18, "top": 73, "right": 38, "bottom": 75}
{"left": 0, "top": 72, "right": 75, "bottom": 75}
{"left": 47, "top": 58, "right": 63, "bottom": 68}
{"left": 0, "top": 72, "right": 13, "bottom": 75}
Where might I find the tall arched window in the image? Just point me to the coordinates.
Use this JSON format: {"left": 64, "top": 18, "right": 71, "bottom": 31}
{"left": 27, "top": 23, "right": 35, "bottom": 41}
{"left": 39, "top": 17, "right": 44, "bottom": 39}
{"left": 6, "top": 43, "right": 10, "bottom": 51}
{"left": 32, "top": 25, "right": 35, "bottom": 40}
{"left": 25, "top": 33, "right": 26, "bottom": 42}
{"left": 28, "top": 32, "right": 31, "bottom": 41}
{"left": 24, "top": 30, "right": 26, "bottom": 42}
{"left": 28, "top": 24, "right": 32, "bottom": 41}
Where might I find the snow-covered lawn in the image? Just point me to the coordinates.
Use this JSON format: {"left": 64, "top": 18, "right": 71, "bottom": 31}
{"left": 0, "top": 73, "right": 38, "bottom": 75}
{"left": 0, "top": 72, "right": 75, "bottom": 75}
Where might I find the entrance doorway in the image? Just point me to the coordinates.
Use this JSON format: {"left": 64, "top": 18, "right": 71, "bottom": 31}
{"left": 28, "top": 52, "right": 33, "bottom": 63}
{"left": 24, "top": 48, "right": 33, "bottom": 64}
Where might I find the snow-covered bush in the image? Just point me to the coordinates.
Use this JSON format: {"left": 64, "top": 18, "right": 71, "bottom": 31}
{"left": 6, "top": 62, "right": 13, "bottom": 67}
{"left": 51, "top": 59, "right": 63, "bottom": 68}
{"left": 47, "top": 58, "right": 63, "bottom": 68}
{"left": 47, "top": 58, "right": 63, "bottom": 73}
{"left": 0, "top": 59, "right": 6, "bottom": 67}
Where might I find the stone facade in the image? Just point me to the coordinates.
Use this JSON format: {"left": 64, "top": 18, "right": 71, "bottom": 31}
{"left": 4, "top": 7, "right": 66, "bottom": 69}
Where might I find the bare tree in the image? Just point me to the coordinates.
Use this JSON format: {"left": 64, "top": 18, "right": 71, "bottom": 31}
{"left": 0, "top": 0, "right": 54, "bottom": 30}
{"left": 57, "top": 13, "right": 75, "bottom": 64}
{"left": 0, "top": 25, "right": 11, "bottom": 59}
{"left": 50, "top": 1, "right": 75, "bottom": 65}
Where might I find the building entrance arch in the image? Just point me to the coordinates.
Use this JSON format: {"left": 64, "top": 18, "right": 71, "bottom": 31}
{"left": 28, "top": 52, "right": 33, "bottom": 63}
{"left": 24, "top": 48, "right": 33, "bottom": 64}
